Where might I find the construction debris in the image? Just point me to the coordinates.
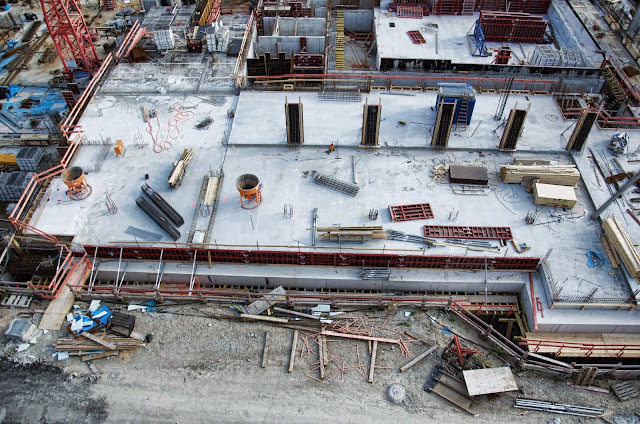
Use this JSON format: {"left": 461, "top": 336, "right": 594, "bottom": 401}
{"left": 611, "top": 381, "right": 639, "bottom": 401}
{"left": 400, "top": 345, "right": 436, "bottom": 372}
{"left": 244, "top": 286, "right": 287, "bottom": 315}
{"left": 424, "top": 364, "right": 476, "bottom": 416}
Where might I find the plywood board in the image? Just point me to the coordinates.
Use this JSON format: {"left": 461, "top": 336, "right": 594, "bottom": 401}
{"left": 38, "top": 284, "right": 75, "bottom": 331}
{"left": 462, "top": 367, "right": 518, "bottom": 396}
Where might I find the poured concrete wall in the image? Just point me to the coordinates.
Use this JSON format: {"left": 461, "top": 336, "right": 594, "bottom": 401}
{"left": 548, "top": 0, "right": 602, "bottom": 67}
{"left": 255, "top": 36, "right": 325, "bottom": 55}
{"left": 344, "top": 10, "right": 374, "bottom": 32}
{"left": 94, "top": 264, "right": 526, "bottom": 292}
{"left": 277, "top": 17, "right": 326, "bottom": 36}
{"left": 263, "top": 17, "right": 325, "bottom": 36}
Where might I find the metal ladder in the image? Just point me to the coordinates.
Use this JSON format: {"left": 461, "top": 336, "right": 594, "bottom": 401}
{"left": 455, "top": 100, "right": 469, "bottom": 131}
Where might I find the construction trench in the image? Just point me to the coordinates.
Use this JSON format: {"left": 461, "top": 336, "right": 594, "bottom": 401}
{"left": 2, "top": 0, "right": 640, "bottom": 420}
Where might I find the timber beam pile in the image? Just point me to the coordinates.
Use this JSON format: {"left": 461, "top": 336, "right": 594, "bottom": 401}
{"left": 602, "top": 216, "right": 640, "bottom": 278}
{"left": 500, "top": 165, "right": 581, "bottom": 186}
{"left": 315, "top": 226, "right": 387, "bottom": 243}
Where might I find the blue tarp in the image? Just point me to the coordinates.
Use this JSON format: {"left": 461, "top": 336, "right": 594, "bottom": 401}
{"left": 586, "top": 250, "right": 609, "bottom": 268}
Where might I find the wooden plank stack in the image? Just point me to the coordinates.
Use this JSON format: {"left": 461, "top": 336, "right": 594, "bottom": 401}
{"left": 602, "top": 216, "right": 640, "bottom": 278}
{"left": 55, "top": 333, "right": 146, "bottom": 356}
{"left": 500, "top": 164, "right": 581, "bottom": 186}
{"left": 168, "top": 148, "right": 194, "bottom": 188}
{"left": 203, "top": 176, "right": 220, "bottom": 207}
{"left": 315, "top": 226, "right": 387, "bottom": 242}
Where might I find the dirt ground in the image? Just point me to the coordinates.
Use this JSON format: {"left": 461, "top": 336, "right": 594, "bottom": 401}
{"left": 1, "top": 300, "right": 639, "bottom": 424}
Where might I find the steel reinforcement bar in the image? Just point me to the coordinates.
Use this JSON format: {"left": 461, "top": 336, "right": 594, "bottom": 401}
{"left": 82, "top": 245, "right": 540, "bottom": 270}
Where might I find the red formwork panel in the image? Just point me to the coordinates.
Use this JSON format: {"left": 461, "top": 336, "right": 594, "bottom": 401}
{"left": 432, "top": 0, "right": 464, "bottom": 15}
{"left": 388, "top": 2, "right": 429, "bottom": 12}
{"left": 397, "top": 5, "right": 424, "bottom": 18}
{"left": 389, "top": 203, "right": 434, "bottom": 221}
{"left": 83, "top": 245, "right": 538, "bottom": 270}
{"left": 475, "top": 0, "right": 550, "bottom": 13}
{"left": 407, "top": 31, "right": 426, "bottom": 44}
{"left": 423, "top": 225, "right": 513, "bottom": 240}
{"left": 479, "top": 11, "right": 548, "bottom": 43}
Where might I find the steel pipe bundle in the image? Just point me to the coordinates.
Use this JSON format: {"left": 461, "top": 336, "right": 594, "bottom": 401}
{"left": 514, "top": 398, "right": 604, "bottom": 418}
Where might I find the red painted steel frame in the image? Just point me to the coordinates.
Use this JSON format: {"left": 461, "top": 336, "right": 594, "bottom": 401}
{"left": 520, "top": 338, "right": 640, "bottom": 358}
{"left": 397, "top": 6, "right": 424, "bottom": 18}
{"left": 389, "top": 203, "right": 434, "bottom": 221}
{"left": 83, "top": 245, "right": 540, "bottom": 270}
{"left": 40, "top": 0, "right": 100, "bottom": 77}
{"left": 423, "top": 225, "right": 513, "bottom": 240}
{"left": 407, "top": 31, "right": 426, "bottom": 44}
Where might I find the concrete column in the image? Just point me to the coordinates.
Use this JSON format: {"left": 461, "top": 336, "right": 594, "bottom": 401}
{"left": 629, "top": 9, "right": 640, "bottom": 35}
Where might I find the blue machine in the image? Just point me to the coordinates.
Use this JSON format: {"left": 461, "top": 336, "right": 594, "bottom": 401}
{"left": 435, "top": 83, "right": 476, "bottom": 126}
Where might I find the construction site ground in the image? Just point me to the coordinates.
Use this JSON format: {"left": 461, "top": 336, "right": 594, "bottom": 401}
{"left": 1, "top": 302, "right": 640, "bottom": 423}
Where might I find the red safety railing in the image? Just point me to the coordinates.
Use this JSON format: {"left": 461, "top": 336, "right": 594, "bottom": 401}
{"left": 520, "top": 338, "right": 640, "bottom": 359}
{"left": 67, "top": 281, "right": 519, "bottom": 311}
{"left": 0, "top": 247, "right": 91, "bottom": 298}
{"left": 82, "top": 244, "right": 540, "bottom": 270}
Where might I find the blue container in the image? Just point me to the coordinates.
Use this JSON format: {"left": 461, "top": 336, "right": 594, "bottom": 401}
{"left": 436, "top": 83, "right": 476, "bottom": 126}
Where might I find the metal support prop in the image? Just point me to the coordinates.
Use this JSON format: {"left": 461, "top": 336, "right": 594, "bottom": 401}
{"left": 154, "top": 249, "right": 164, "bottom": 290}
{"left": 115, "top": 246, "right": 123, "bottom": 287}
{"left": 188, "top": 250, "right": 198, "bottom": 296}
{"left": 591, "top": 169, "right": 640, "bottom": 219}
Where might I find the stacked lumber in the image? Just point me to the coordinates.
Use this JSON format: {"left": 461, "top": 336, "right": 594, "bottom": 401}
{"left": 315, "top": 226, "right": 387, "bottom": 242}
{"left": 55, "top": 334, "right": 146, "bottom": 355}
{"left": 602, "top": 216, "right": 640, "bottom": 278}
{"left": 168, "top": 148, "right": 194, "bottom": 188}
{"left": 203, "top": 176, "right": 220, "bottom": 207}
{"left": 500, "top": 165, "right": 581, "bottom": 186}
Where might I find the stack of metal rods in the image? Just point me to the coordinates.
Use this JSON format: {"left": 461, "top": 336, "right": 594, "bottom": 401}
{"left": 514, "top": 398, "right": 605, "bottom": 418}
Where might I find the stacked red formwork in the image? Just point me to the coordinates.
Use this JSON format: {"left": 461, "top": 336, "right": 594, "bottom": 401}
{"left": 479, "top": 11, "right": 548, "bottom": 43}
{"left": 388, "top": 0, "right": 430, "bottom": 14}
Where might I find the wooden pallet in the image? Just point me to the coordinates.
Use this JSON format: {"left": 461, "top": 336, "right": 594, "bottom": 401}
{"left": 611, "top": 381, "right": 639, "bottom": 401}
{"left": 1, "top": 293, "right": 33, "bottom": 308}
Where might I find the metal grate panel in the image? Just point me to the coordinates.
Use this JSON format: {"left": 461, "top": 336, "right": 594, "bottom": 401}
{"left": 312, "top": 172, "right": 360, "bottom": 196}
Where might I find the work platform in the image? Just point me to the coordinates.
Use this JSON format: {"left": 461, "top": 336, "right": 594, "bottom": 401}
{"left": 16, "top": 89, "right": 640, "bottom": 333}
